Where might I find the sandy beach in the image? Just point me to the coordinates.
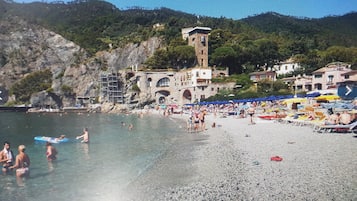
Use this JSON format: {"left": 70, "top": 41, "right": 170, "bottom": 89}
{"left": 123, "top": 112, "right": 357, "bottom": 200}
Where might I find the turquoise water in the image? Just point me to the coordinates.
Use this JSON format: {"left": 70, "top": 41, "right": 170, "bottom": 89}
{"left": 0, "top": 112, "right": 181, "bottom": 201}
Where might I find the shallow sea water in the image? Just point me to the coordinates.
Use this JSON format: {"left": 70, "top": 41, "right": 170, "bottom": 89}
{"left": 0, "top": 112, "right": 180, "bottom": 201}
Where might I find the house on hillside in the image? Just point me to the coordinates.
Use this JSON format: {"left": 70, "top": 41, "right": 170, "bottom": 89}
{"left": 341, "top": 70, "right": 357, "bottom": 82}
{"left": 311, "top": 62, "right": 351, "bottom": 90}
{"left": 281, "top": 75, "right": 312, "bottom": 93}
{"left": 281, "top": 62, "right": 352, "bottom": 94}
{"left": 249, "top": 71, "right": 276, "bottom": 82}
{"left": 271, "top": 58, "right": 302, "bottom": 76}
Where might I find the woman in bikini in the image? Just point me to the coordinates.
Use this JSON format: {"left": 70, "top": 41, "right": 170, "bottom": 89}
{"left": 10, "top": 145, "right": 30, "bottom": 178}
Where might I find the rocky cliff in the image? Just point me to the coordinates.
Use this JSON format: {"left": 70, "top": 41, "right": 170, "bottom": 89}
{"left": 0, "top": 16, "right": 163, "bottom": 109}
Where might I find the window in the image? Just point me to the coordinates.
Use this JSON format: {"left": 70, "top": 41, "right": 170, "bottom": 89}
{"left": 156, "top": 77, "right": 170, "bottom": 87}
{"left": 328, "top": 75, "right": 334, "bottom": 84}
{"left": 314, "top": 83, "right": 322, "bottom": 90}
{"left": 201, "top": 36, "right": 206, "bottom": 46}
{"left": 314, "top": 74, "right": 322, "bottom": 78}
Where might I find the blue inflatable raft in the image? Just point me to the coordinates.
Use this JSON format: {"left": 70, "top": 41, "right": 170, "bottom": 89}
{"left": 34, "top": 136, "right": 69, "bottom": 144}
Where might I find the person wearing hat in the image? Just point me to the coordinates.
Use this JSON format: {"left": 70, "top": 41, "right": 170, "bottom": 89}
{"left": 10, "top": 145, "right": 30, "bottom": 178}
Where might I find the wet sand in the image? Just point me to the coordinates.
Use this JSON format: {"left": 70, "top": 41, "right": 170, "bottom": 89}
{"left": 123, "top": 113, "right": 357, "bottom": 200}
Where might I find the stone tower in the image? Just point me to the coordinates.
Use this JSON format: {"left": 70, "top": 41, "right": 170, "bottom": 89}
{"left": 182, "top": 27, "right": 211, "bottom": 67}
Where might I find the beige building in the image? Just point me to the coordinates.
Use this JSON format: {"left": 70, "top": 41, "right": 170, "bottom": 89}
{"left": 312, "top": 62, "right": 351, "bottom": 90}
{"left": 281, "top": 62, "right": 354, "bottom": 94}
{"left": 249, "top": 71, "right": 277, "bottom": 82}
{"left": 135, "top": 67, "right": 234, "bottom": 105}
{"left": 282, "top": 75, "right": 312, "bottom": 93}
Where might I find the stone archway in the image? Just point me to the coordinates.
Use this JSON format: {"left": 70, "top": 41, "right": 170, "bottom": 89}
{"left": 156, "top": 90, "right": 170, "bottom": 104}
{"left": 182, "top": 89, "right": 192, "bottom": 104}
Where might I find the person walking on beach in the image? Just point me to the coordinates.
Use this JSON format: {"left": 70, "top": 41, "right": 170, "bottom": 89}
{"left": 193, "top": 113, "right": 200, "bottom": 133}
{"left": 199, "top": 110, "right": 206, "bottom": 131}
{"left": 187, "top": 115, "right": 193, "bottom": 132}
{"left": 76, "top": 128, "right": 89, "bottom": 143}
{"left": 46, "top": 142, "right": 58, "bottom": 161}
{"left": 247, "top": 105, "right": 256, "bottom": 125}
{"left": 10, "top": 145, "right": 30, "bottom": 178}
{"left": 0, "top": 141, "right": 15, "bottom": 174}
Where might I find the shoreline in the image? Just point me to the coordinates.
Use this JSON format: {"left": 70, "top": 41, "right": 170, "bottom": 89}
{"left": 123, "top": 112, "right": 357, "bottom": 200}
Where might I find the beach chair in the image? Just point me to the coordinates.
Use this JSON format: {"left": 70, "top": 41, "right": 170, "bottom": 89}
{"left": 313, "top": 121, "right": 357, "bottom": 133}
{"left": 289, "top": 114, "right": 310, "bottom": 126}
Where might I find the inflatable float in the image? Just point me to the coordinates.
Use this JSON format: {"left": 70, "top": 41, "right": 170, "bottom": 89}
{"left": 258, "top": 115, "right": 277, "bottom": 120}
{"left": 34, "top": 136, "right": 69, "bottom": 144}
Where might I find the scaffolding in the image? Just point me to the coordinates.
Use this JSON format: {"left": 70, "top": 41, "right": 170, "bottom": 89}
{"left": 100, "top": 72, "right": 124, "bottom": 103}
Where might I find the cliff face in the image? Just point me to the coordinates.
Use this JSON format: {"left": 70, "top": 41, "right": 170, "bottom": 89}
{"left": 0, "top": 16, "right": 163, "bottom": 108}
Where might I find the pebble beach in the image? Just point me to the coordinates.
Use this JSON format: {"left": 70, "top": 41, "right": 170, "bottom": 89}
{"left": 123, "top": 112, "right": 357, "bottom": 201}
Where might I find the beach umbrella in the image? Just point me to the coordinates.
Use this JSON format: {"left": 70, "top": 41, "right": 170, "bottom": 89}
{"left": 314, "top": 95, "right": 341, "bottom": 102}
{"left": 306, "top": 92, "right": 321, "bottom": 98}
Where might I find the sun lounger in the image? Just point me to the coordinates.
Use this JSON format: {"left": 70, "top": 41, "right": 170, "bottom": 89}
{"left": 313, "top": 121, "right": 357, "bottom": 133}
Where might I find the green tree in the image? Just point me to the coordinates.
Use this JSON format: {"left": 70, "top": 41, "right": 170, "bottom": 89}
{"left": 321, "top": 46, "right": 357, "bottom": 64}
{"left": 168, "top": 45, "right": 196, "bottom": 69}
{"left": 10, "top": 69, "right": 53, "bottom": 102}
{"left": 211, "top": 46, "right": 237, "bottom": 70}
{"left": 145, "top": 49, "right": 170, "bottom": 69}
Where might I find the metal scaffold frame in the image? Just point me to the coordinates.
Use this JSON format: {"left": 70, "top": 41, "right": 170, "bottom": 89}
{"left": 100, "top": 71, "right": 124, "bottom": 103}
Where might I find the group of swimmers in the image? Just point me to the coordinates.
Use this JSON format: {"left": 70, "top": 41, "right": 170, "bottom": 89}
{"left": 0, "top": 128, "right": 90, "bottom": 182}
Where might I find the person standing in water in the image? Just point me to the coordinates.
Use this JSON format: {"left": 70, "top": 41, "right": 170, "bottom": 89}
{"left": 10, "top": 145, "right": 30, "bottom": 178}
{"left": 46, "top": 142, "right": 58, "bottom": 161}
{"left": 76, "top": 128, "right": 89, "bottom": 143}
{"left": 0, "top": 141, "right": 15, "bottom": 174}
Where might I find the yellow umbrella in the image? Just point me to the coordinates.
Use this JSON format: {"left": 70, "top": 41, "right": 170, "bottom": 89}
{"left": 314, "top": 95, "right": 340, "bottom": 102}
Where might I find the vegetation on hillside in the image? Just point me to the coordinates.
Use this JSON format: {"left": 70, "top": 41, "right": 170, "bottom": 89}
{"left": 10, "top": 69, "right": 53, "bottom": 103}
{"left": 1, "top": 0, "right": 357, "bottom": 102}
{"left": 1, "top": 0, "right": 356, "bottom": 74}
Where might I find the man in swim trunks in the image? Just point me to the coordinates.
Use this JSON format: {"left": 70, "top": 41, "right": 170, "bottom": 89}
{"left": 76, "top": 128, "right": 89, "bottom": 143}
{"left": 46, "top": 142, "right": 58, "bottom": 161}
{"left": 0, "top": 141, "right": 14, "bottom": 174}
{"left": 10, "top": 145, "right": 30, "bottom": 178}
{"left": 247, "top": 106, "right": 256, "bottom": 124}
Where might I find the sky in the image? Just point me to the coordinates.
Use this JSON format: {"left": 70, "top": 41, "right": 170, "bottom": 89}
{"left": 15, "top": 0, "right": 357, "bottom": 20}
